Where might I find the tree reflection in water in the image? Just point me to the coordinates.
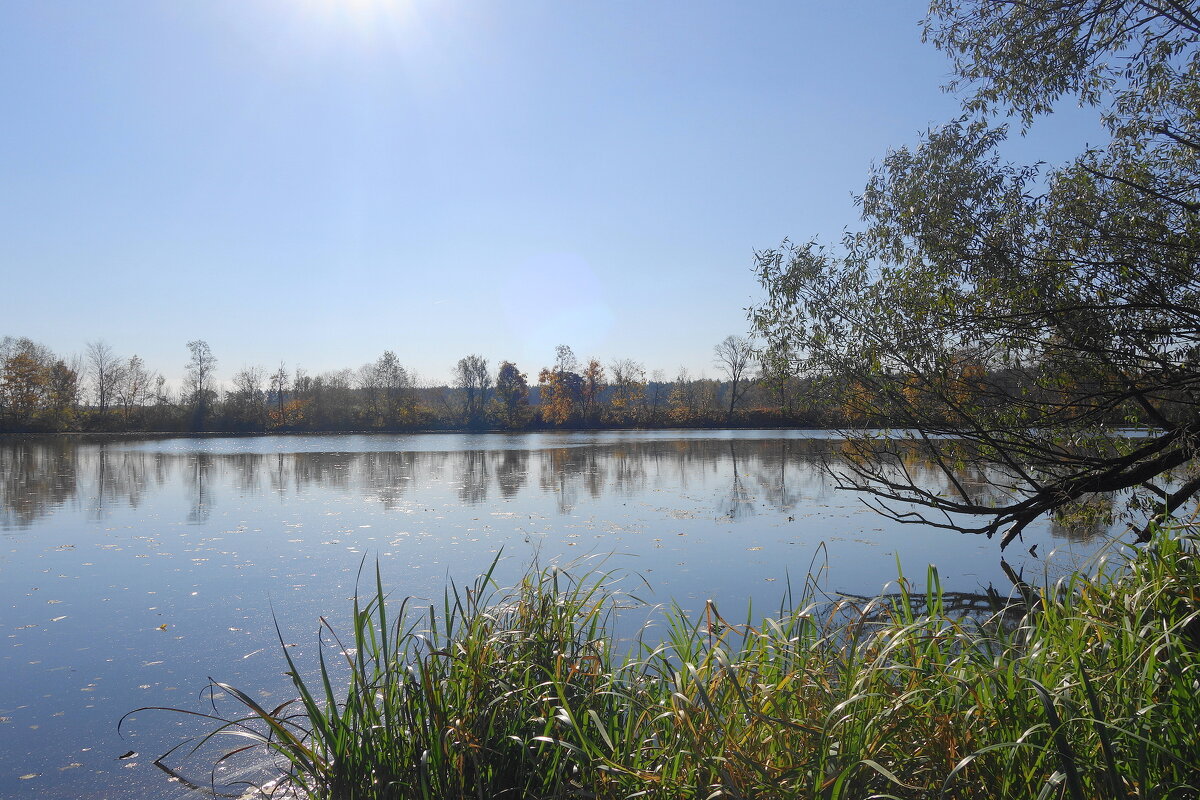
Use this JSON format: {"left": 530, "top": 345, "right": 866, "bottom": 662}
{"left": 185, "top": 453, "right": 213, "bottom": 525}
{"left": 0, "top": 436, "right": 1116, "bottom": 546}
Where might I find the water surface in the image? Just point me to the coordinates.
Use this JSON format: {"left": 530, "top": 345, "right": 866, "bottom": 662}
{"left": 0, "top": 431, "right": 1112, "bottom": 798}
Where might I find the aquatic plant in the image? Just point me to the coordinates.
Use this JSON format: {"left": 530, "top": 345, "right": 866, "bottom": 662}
{"left": 128, "top": 526, "right": 1200, "bottom": 799}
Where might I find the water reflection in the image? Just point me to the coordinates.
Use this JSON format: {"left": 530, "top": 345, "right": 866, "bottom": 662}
{"left": 0, "top": 436, "right": 1108, "bottom": 544}
{"left": 185, "top": 453, "right": 214, "bottom": 525}
{"left": 0, "top": 439, "right": 78, "bottom": 529}
{"left": 2, "top": 438, "right": 834, "bottom": 529}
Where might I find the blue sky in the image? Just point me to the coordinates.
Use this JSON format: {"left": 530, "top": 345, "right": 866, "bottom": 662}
{"left": 0, "top": 1, "right": 1102, "bottom": 387}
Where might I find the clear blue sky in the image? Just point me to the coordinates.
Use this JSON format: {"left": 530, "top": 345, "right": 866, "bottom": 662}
{"left": 0, "top": 1, "right": 1101, "bottom": 388}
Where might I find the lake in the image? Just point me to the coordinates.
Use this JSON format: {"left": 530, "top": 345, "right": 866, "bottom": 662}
{"left": 0, "top": 431, "right": 1114, "bottom": 799}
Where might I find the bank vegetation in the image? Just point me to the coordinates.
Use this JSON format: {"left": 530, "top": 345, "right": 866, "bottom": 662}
{"left": 130, "top": 524, "right": 1200, "bottom": 799}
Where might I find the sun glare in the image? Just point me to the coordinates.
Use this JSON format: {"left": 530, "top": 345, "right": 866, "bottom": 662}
{"left": 295, "top": 0, "right": 418, "bottom": 47}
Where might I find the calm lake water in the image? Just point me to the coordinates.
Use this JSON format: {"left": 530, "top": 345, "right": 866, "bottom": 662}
{"left": 1, "top": 431, "right": 1114, "bottom": 799}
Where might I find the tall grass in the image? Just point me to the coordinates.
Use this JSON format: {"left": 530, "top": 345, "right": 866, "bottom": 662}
{"left": 130, "top": 526, "right": 1200, "bottom": 799}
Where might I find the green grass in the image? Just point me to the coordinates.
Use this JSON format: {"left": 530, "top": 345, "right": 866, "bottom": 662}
{"left": 130, "top": 526, "right": 1200, "bottom": 799}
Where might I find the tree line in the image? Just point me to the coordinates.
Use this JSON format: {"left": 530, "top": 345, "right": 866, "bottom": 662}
{"left": 0, "top": 334, "right": 840, "bottom": 433}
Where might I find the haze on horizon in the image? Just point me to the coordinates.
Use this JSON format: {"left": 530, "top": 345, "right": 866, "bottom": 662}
{"left": 0, "top": 1, "right": 1100, "bottom": 387}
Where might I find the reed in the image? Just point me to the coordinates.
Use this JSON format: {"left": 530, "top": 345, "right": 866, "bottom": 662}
{"left": 130, "top": 524, "right": 1200, "bottom": 799}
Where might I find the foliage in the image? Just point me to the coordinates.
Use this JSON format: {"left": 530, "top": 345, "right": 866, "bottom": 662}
{"left": 454, "top": 354, "right": 491, "bottom": 428}
{"left": 667, "top": 368, "right": 719, "bottom": 424}
{"left": 131, "top": 524, "right": 1200, "bottom": 799}
{"left": 752, "top": 0, "right": 1200, "bottom": 546}
{"left": 0, "top": 337, "right": 79, "bottom": 432}
{"left": 607, "top": 358, "right": 647, "bottom": 424}
{"left": 538, "top": 345, "right": 585, "bottom": 427}
{"left": 493, "top": 360, "right": 531, "bottom": 429}
{"left": 537, "top": 367, "right": 581, "bottom": 426}
{"left": 2, "top": 351, "right": 47, "bottom": 425}
{"left": 581, "top": 358, "right": 606, "bottom": 425}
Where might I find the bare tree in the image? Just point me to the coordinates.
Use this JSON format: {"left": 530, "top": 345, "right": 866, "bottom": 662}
{"left": 321, "top": 368, "right": 355, "bottom": 429}
{"left": 269, "top": 363, "right": 289, "bottom": 422}
{"left": 228, "top": 366, "right": 267, "bottom": 430}
{"left": 646, "top": 368, "right": 667, "bottom": 425}
{"left": 86, "top": 340, "right": 124, "bottom": 419}
{"left": 713, "top": 335, "right": 754, "bottom": 422}
{"left": 147, "top": 374, "right": 173, "bottom": 428}
{"left": 114, "top": 355, "right": 153, "bottom": 429}
{"left": 554, "top": 344, "right": 577, "bottom": 374}
{"left": 185, "top": 340, "right": 217, "bottom": 429}
{"left": 355, "top": 361, "right": 382, "bottom": 423}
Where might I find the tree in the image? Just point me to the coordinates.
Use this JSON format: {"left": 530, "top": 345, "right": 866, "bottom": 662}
{"left": 455, "top": 354, "right": 492, "bottom": 428}
{"left": 268, "top": 363, "right": 290, "bottom": 428}
{"left": 608, "top": 358, "right": 646, "bottom": 424}
{"left": 114, "top": 355, "right": 152, "bottom": 429}
{"left": 580, "top": 358, "right": 606, "bottom": 426}
{"left": 646, "top": 369, "right": 668, "bottom": 425}
{"left": 226, "top": 366, "right": 267, "bottom": 431}
{"left": 554, "top": 344, "right": 577, "bottom": 375}
{"left": 667, "top": 367, "right": 698, "bottom": 424}
{"left": 2, "top": 351, "right": 48, "bottom": 427}
{"left": 86, "top": 340, "right": 123, "bottom": 422}
{"left": 145, "top": 373, "right": 176, "bottom": 430}
{"left": 184, "top": 340, "right": 217, "bottom": 430}
{"left": 713, "top": 335, "right": 754, "bottom": 423}
{"left": 752, "top": 1, "right": 1200, "bottom": 548}
{"left": 320, "top": 368, "right": 356, "bottom": 429}
{"left": 538, "top": 345, "right": 583, "bottom": 427}
{"left": 45, "top": 358, "right": 80, "bottom": 429}
{"left": 0, "top": 337, "right": 56, "bottom": 429}
{"left": 757, "top": 344, "right": 799, "bottom": 418}
{"left": 493, "top": 361, "right": 530, "bottom": 429}
{"left": 371, "top": 351, "right": 410, "bottom": 427}
{"left": 538, "top": 367, "right": 583, "bottom": 426}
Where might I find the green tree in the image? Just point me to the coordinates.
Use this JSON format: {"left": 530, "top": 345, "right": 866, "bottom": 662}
{"left": 493, "top": 361, "right": 530, "bottom": 429}
{"left": 757, "top": 344, "right": 798, "bottom": 418}
{"left": 752, "top": 0, "right": 1200, "bottom": 547}
{"left": 45, "top": 359, "right": 80, "bottom": 429}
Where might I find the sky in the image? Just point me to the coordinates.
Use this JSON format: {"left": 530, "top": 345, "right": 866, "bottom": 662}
{"left": 0, "top": 0, "right": 1105, "bottom": 388}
